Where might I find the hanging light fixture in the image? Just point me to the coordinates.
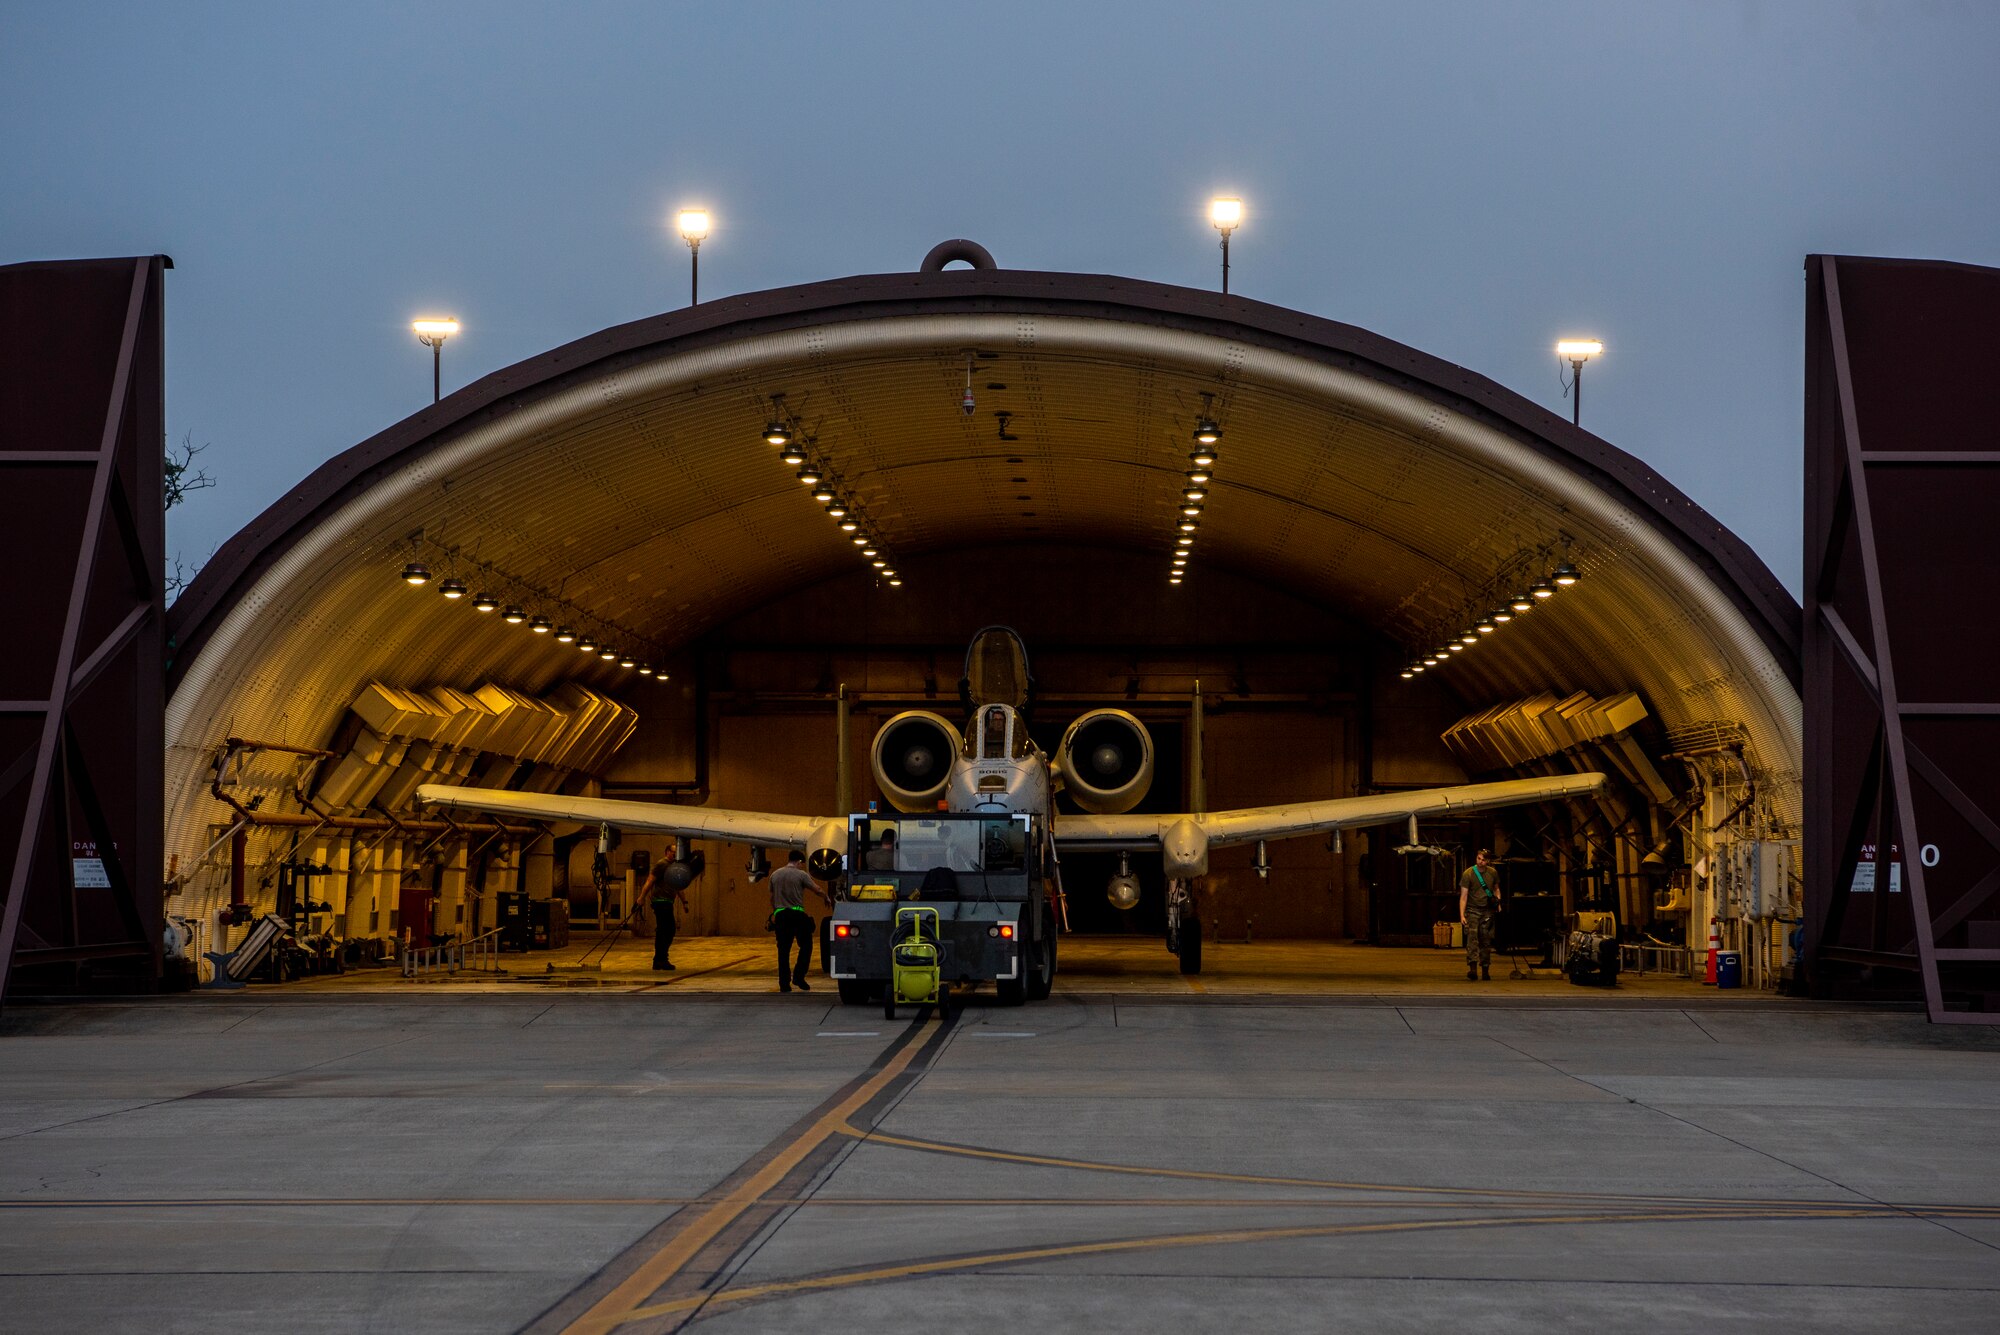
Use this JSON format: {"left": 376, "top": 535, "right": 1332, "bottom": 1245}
{"left": 1181, "top": 503, "right": 1204, "bottom": 518}
{"left": 872, "top": 559, "right": 888, "bottom": 569}
{"left": 1531, "top": 579, "right": 1555, "bottom": 600}
{"left": 1178, "top": 519, "right": 1200, "bottom": 533}
{"left": 638, "top": 664, "right": 654, "bottom": 676}
{"left": 1476, "top": 619, "right": 1495, "bottom": 634}
{"left": 763, "top": 421, "right": 792, "bottom": 447}
{"left": 1511, "top": 593, "right": 1535, "bottom": 613}
{"left": 400, "top": 561, "right": 432, "bottom": 586}
{"left": 529, "top": 615, "right": 552, "bottom": 634}
{"left": 1192, "top": 418, "right": 1222, "bottom": 447}
{"left": 618, "top": 655, "right": 636, "bottom": 668}
{"left": 780, "top": 446, "right": 807, "bottom": 466}
{"left": 812, "top": 484, "right": 836, "bottom": 504}
{"left": 1177, "top": 535, "right": 1195, "bottom": 548}
{"left": 1553, "top": 561, "right": 1580, "bottom": 586}
{"left": 1189, "top": 446, "right": 1219, "bottom": 469}
{"left": 1187, "top": 465, "right": 1213, "bottom": 485}
{"left": 854, "top": 537, "right": 873, "bottom": 549}
{"left": 438, "top": 577, "right": 466, "bottom": 600}
{"left": 472, "top": 592, "right": 498, "bottom": 612}
{"left": 1491, "top": 606, "right": 1513, "bottom": 623}
{"left": 598, "top": 646, "right": 618, "bottom": 661}
{"left": 502, "top": 605, "right": 526, "bottom": 624}
{"left": 1183, "top": 485, "right": 1208, "bottom": 503}
{"left": 797, "top": 467, "right": 822, "bottom": 487}
{"left": 887, "top": 578, "right": 903, "bottom": 588}
{"left": 1399, "top": 669, "right": 1414, "bottom": 680}
{"left": 577, "top": 637, "right": 597, "bottom": 653}
{"left": 827, "top": 503, "right": 848, "bottom": 519}
{"left": 839, "top": 519, "right": 859, "bottom": 532}
{"left": 555, "top": 626, "right": 576, "bottom": 643}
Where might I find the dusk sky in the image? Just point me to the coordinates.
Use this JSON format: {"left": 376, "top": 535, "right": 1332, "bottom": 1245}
{"left": 7, "top": 1, "right": 1998, "bottom": 598}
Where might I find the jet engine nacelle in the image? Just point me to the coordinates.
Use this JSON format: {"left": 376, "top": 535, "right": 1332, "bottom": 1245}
{"left": 871, "top": 711, "right": 964, "bottom": 813}
{"left": 1056, "top": 709, "right": 1154, "bottom": 815}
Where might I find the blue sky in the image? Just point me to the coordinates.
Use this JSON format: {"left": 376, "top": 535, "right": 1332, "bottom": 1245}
{"left": 7, "top": 1, "right": 1998, "bottom": 596}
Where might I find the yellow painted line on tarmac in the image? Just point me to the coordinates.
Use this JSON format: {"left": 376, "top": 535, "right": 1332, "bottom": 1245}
{"left": 561, "top": 1011, "right": 939, "bottom": 1335}
{"left": 619, "top": 1206, "right": 1887, "bottom": 1322}
{"left": 834, "top": 1124, "right": 1946, "bottom": 1212}
{"left": 1185, "top": 974, "right": 1208, "bottom": 994}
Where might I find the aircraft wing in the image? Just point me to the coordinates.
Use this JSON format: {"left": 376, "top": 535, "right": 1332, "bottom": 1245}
{"left": 1053, "top": 773, "right": 1608, "bottom": 853}
{"left": 415, "top": 783, "right": 829, "bottom": 848}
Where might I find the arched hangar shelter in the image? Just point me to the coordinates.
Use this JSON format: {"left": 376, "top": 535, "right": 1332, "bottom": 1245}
{"left": 163, "top": 252, "right": 1801, "bottom": 976}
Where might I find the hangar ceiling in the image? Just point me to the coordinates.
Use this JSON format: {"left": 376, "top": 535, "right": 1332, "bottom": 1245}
{"left": 164, "top": 263, "right": 1802, "bottom": 867}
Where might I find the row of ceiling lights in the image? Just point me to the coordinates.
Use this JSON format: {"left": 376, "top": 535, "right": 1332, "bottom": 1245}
{"left": 1400, "top": 560, "right": 1582, "bottom": 680}
{"left": 1168, "top": 400, "right": 1223, "bottom": 587}
{"left": 395, "top": 558, "right": 668, "bottom": 681}
{"left": 761, "top": 402, "right": 903, "bottom": 588}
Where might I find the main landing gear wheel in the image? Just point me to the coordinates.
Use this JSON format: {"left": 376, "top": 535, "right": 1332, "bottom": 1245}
{"left": 1177, "top": 914, "right": 1203, "bottom": 975}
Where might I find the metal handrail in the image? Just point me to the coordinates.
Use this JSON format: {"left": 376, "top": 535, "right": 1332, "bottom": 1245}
{"left": 400, "top": 928, "right": 504, "bottom": 981}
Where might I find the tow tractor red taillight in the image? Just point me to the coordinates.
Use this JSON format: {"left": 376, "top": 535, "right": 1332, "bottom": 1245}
{"left": 833, "top": 923, "right": 852, "bottom": 938}
{"left": 999, "top": 924, "right": 1015, "bottom": 939}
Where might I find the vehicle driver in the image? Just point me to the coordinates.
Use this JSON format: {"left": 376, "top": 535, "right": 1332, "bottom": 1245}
{"left": 865, "top": 827, "right": 898, "bottom": 871}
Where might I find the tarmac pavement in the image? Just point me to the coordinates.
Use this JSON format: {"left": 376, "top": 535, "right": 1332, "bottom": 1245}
{"left": 3, "top": 984, "right": 1998, "bottom": 1333}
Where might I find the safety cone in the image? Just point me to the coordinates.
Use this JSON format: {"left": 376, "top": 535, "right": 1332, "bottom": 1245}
{"left": 1704, "top": 918, "right": 1720, "bottom": 985}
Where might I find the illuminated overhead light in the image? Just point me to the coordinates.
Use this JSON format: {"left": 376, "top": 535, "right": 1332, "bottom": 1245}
{"left": 577, "top": 638, "right": 596, "bottom": 653}
{"left": 796, "top": 468, "right": 822, "bottom": 487}
{"left": 1192, "top": 418, "right": 1222, "bottom": 446}
{"left": 1176, "top": 536, "right": 1195, "bottom": 547}
{"left": 1187, "top": 468, "right": 1213, "bottom": 487}
{"left": 1553, "top": 561, "right": 1580, "bottom": 586}
{"left": 853, "top": 536, "right": 871, "bottom": 548}
{"left": 1172, "top": 556, "right": 1188, "bottom": 566}
{"left": 887, "top": 578, "right": 903, "bottom": 588}
{"left": 1492, "top": 607, "right": 1513, "bottom": 623}
{"left": 400, "top": 561, "right": 432, "bottom": 586}
{"left": 1423, "top": 656, "right": 1439, "bottom": 667}
{"left": 502, "top": 605, "right": 526, "bottom": 624}
{"left": 1400, "top": 669, "right": 1414, "bottom": 680}
{"left": 1448, "top": 643, "right": 1464, "bottom": 653}
{"left": 1555, "top": 339, "right": 1604, "bottom": 361}
{"left": 1182, "top": 486, "right": 1208, "bottom": 503}
{"left": 618, "top": 655, "right": 636, "bottom": 668}
{"left": 676, "top": 208, "right": 710, "bottom": 242}
{"left": 472, "top": 592, "right": 498, "bottom": 612}
{"left": 1460, "top": 633, "right": 1479, "bottom": 646}
{"left": 780, "top": 447, "right": 807, "bottom": 466}
{"left": 1189, "top": 447, "right": 1219, "bottom": 469}
{"left": 1178, "top": 519, "right": 1200, "bottom": 533}
{"left": 530, "top": 615, "right": 552, "bottom": 634}
{"left": 1209, "top": 196, "right": 1244, "bottom": 230}
{"left": 438, "top": 577, "right": 466, "bottom": 599}
{"left": 555, "top": 627, "right": 576, "bottom": 643}
{"left": 763, "top": 421, "right": 792, "bottom": 447}
{"left": 638, "top": 664, "right": 654, "bottom": 676}
{"left": 599, "top": 647, "right": 618, "bottom": 661}
{"left": 872, "top": 559, "right": 887, "bottom": 569}
{"left": 827, "top": 503, "right": 848, "bottom": 519}
{"left": 839, "top": 520, "right": 859, "bottom": 532}
{"left": 1476, "top": 619, "right": 1495, "bottom": 634}
{"left": 1510, "top": 593, "right": 1535, "bottom": 613}
{"left": 812, "top": 485, "right": 836, "bottom": 504}
{"left": 1181, "top": 504, "right": 1204, "bottom": 518}
{"left": 1169, "top": 577, "right": 1184, "bottom": 586}
{"left": 410, "top": 318, "right": 460, "bottom": 340}
{"left": 1531, "top": 580, "right": 1555, "bottom": 600}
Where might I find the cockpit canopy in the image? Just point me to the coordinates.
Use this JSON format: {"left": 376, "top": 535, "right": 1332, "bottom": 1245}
{"left": 967, "top": 704, "right": 1031, "bottom": 761}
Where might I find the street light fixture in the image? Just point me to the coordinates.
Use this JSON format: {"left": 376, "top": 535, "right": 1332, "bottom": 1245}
{"left": 411, "top": 319, "right": 459, "bottom": 404}
{"left": 1209, "top": 197, "right": 1243, "bottom": 295}
{"left": 676, "top": 208, "right": 710, "bottom": 305}
{"left": 1556, "top": 339, "right": 1603, "bottom": 427}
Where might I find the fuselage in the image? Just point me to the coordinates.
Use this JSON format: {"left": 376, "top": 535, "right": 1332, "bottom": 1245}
{"left": 944, "top": 703, "right": 1053, "bottom": 817}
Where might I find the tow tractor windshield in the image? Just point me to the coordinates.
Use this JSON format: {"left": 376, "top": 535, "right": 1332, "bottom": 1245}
{"left": 848, "top": 814, "right": 1031, "bottom": 898}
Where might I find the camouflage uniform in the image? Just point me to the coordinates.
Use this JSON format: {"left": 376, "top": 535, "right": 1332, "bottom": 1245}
{"left": 1460, "top": 864, "right": 1498, "bottom": 973}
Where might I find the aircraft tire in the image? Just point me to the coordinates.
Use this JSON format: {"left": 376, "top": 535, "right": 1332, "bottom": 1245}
{"left": 1178, "top": 915, "right": 1203, "bottom": 975}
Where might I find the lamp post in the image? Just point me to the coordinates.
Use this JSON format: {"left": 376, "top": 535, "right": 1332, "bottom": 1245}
{"left": 1556, "top": 339, "right": 1603, "bottom": 427}
{"left": 1209, "top": 197, "right": 1243, "bottom": 295}
{"left": 411, "top": 318, "right": 459, "bottom": 403}
{"left": 676, "top": 208, "right": 710, "bottom": 305}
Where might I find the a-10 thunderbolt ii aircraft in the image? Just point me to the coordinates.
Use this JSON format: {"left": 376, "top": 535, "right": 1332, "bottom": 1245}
{"left": 418, "top": 626, "right": 1604, "bottom": 989}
